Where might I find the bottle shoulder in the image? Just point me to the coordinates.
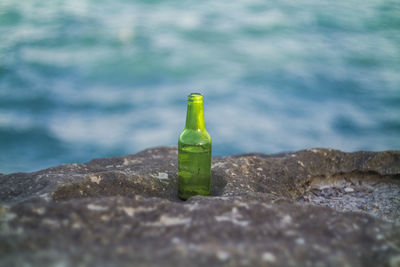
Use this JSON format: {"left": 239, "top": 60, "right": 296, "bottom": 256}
{"left": 179, "top": 129, "right": 211, "bottom": 145}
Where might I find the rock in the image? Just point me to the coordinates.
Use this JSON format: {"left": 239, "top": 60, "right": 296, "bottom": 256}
{"left": 0, "top": 147, "right": 399, "bottom": 266}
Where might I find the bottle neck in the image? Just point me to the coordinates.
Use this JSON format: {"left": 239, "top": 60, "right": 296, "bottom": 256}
{"left": 185, "top": 94, "right": 206, "bottom": 130}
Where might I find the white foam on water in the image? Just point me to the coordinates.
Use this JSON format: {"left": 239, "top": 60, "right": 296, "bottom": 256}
{"left": 1, "top": 0, "right": 399, "bottom": 173}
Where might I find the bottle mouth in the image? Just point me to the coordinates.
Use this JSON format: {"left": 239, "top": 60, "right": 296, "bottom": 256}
{"left": 188, "top": 93, "right": 203, "bottom": 102}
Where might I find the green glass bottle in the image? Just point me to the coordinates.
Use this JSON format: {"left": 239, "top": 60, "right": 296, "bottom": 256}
{"left": 178, "top": 93, "right": 212, "bottom": 200}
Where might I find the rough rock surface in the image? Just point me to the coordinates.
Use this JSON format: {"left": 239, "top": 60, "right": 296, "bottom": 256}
{"left": 1, "top": 147, "right": 400, "bottom": 267}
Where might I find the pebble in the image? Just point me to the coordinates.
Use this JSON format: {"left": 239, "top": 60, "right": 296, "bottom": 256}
{"left": 216, "top": 251, "right": 230, "bottom": 261}
{"left": 344, "top": 187, "right": 355, "bottom": 193}
{"left": 262, "top": 252, "right": 276, "bottom": 263}
{"left": 157, "top": 173, "right": 169, "bottom": 180}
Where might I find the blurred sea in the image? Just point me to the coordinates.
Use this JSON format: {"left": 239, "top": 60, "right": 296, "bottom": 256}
{"left": 0, "top": 0, "right": 399, "bottom": 173}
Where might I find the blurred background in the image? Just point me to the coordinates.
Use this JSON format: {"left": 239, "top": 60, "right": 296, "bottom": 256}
{"left": 0, "top": 0, "right": 399, "bottom": 173}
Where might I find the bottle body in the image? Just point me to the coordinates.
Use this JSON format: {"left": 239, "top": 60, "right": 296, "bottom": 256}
{"left": 178, "top": 93, "right": 211, "bottom": 200}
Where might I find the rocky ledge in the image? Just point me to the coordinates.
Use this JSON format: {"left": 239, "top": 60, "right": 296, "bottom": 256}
{"left": 1, "top": 147, "right": 400, "bottom": 267}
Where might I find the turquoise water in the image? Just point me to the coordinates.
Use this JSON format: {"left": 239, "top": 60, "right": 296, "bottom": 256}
{"left": 0, "top": 0, "right": 399, "bottom": 173}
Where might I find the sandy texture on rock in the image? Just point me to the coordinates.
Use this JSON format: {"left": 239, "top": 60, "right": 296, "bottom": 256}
{"left": 1, "top": 147, "right": 399, "bottom": 266}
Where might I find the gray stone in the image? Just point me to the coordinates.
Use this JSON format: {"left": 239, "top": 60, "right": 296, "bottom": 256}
{"left": 0, "top": 147, "right": 399, "bottom": 267}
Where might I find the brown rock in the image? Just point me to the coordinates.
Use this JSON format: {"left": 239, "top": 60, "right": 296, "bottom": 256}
{"left": 1, "top": 147, "right": 399, "bottom": 266}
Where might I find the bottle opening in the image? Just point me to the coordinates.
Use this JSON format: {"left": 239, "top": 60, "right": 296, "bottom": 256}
{"left": 188, "top": 93, "right": 203, "bottom": 102}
